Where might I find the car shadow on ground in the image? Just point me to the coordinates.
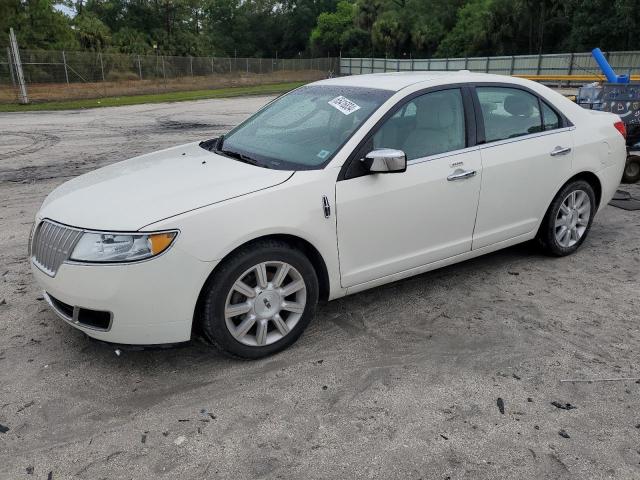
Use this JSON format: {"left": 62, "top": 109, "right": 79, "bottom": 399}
{"left": 69, "top": 239, "right": 546, "bottom": 374}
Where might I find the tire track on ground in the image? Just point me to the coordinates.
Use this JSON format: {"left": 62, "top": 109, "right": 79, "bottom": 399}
{"left": 0, "top": 132, "right": 60, "bottom": 161}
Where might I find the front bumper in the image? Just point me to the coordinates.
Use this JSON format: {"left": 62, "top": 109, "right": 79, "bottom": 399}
{"left": 31, "top": 245, "right": 216, "bottom": 344}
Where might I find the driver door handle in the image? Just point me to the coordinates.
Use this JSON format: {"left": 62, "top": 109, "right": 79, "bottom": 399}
{"left": 550, "top": 146, "right": 572, "bottom": 156}
{"left": 447, "top": 169, "right": 477, "bottom": 181}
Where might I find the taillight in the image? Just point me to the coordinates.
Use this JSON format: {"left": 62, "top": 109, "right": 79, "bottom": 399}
{"left": 614, "top": 120, "right": 627, "bottom": 138}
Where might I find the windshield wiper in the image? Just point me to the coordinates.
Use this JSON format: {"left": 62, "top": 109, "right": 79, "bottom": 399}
{"left": 200, "top": 135, "right": 270, "bottom": 168}
{"left": 219, "top": 148, "right": 267, "bottom": 168}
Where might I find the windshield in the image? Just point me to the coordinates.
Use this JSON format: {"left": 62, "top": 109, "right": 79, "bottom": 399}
{"left": 214, "top": 85, "right": 393, "bottom": 170}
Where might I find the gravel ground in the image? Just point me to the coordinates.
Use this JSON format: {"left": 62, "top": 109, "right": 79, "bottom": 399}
{"left": 0, "top": 97, "right": 639, "bottom": 480}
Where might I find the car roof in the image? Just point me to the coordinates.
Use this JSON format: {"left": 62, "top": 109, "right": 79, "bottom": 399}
{"left": 314, "top": 71, "right": 530, "bottom": 92}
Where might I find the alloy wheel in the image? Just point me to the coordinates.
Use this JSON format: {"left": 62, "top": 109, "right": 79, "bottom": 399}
{"left": 554, "top": 189, "right": 591, "bottom": 248}
{"left": 224, "top": 261, "right": 307, "bottom": 347}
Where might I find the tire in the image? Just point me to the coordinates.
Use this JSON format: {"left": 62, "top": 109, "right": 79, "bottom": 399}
{"left": 199, "top": 239, "right": 319, "bottom": 359}
{"left": 536, "top": 180, "right": 596, "bottom": 257}
{"left": 622, "top": 155, "right": 640, "bottom": 183}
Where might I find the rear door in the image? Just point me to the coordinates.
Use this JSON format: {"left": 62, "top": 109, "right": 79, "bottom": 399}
{"left": 471, "top": 85, "right": 574, "bottom": 249}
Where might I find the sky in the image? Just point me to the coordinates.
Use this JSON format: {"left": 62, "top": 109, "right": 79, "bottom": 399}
{"left": 54, "top": 3, "right": 76, "bottom": 17}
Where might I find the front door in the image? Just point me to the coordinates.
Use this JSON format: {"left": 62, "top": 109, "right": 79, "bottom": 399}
{"left": 336, "top": 88, "right": 482, "bottom": 288}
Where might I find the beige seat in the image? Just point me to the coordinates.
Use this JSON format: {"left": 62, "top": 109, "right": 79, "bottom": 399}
{"left": 403, "top": 94, "right": 463, "bottom": 160}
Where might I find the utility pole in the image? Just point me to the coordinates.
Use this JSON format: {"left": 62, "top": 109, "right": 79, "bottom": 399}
{"left": 9, "top": 28, "right": 28, "bottom": 104}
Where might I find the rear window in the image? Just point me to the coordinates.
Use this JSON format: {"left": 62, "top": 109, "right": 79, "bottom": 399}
{"left": 541, "top": 101, "right": 561, "bottom": 130}
{"left": 477, "top": 87, "right": 542, "bottom": 142}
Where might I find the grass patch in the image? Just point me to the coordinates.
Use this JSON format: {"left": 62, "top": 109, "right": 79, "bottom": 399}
{"left": 0, "top": 81, "right": 307, "bottom": 112}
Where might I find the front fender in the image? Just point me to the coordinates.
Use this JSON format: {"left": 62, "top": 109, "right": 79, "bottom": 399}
{"left": 143, "top": 168, "right": 344, "bottom": 299}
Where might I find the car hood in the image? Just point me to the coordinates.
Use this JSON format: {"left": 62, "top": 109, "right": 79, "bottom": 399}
{"left": 38, "top": 142, "right": 294, "bottom": 230}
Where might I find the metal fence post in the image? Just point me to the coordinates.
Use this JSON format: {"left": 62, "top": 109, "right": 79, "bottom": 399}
{"left": 62, "top": 50, "right": 70, "bottom": 84}
{"left": 427, "top": 58, "right": 431, "bottom": 71}
{"left": 9, "top": 28, "right": 28, "bottom": 104}
{"left": 211, "top": 57, "right": 214, "bottom": 74}
{"left": 510, "top": 55, "right": 515, "bottom": 75}
{"left": 7, "top": 47, "right": 16, "bottom": 87}
{"left": 161, "top": 56, "right": 166, "bottom": 84}
{"left": 536, "top": 53, "right": 542, "bottom": 75}
{"left": 464, "top": 57, "right": 468, "bottom": 70}
{"left": 567, "top": 52, "right": 574, "bottom": 75}
{"left": 190, "top": 56, "right": 193, "bottom": 76}
{"left": 485, "top": 57, "right": 489, "bottom": 73}
{"left": 99, "top": 52, "right": 105, "bottom": 82}
{"left": 137, "top": 54, "right": 142, "bottom": 79}
{"left": 259, "top": 57, "right": 261, "bottom": 74}
{"left": 445, "top": 57, "right": 449, "bottom": 71}
{"left": 246, "top": 57, "right": 249, "bottom": 74}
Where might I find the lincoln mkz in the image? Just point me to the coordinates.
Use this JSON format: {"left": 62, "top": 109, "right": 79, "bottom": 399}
{"left": 30, "top": 72, "right": 627, "bottom": 358}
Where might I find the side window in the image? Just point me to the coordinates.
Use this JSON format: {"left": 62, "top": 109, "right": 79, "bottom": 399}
{"left": 391, "top": 102, "right": 417, "bottom": 119}
{"left": 541, "top": 101, "right": 561, "bottom": 130}
{"left": 477, "top": 87, "right": 542, "bottom": 142}
{"left": 373, "top": 89, "right": 465, "bottom": 160}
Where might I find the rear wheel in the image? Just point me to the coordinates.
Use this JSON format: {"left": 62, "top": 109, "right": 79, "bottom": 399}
{"left": 199, "top": 240, "right": 318, "bottom": 359}
{"left": 536, "top": 180, "right": 596, "bottom": 256}
{"left": 622, "top": 155, "right": 640, "bottom": 183}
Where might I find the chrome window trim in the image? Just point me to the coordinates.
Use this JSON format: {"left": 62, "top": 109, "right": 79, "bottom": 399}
{"left": 477, "top": 126, "right": 576, "bottom": 151}
{"left": 43, "top": 291, "right": 114, "bottom": 332}
{"left": 403, "top": 125, "right": 575, "bottom": 167}
{"left": 407, "top": 145, "right": 482, "bottom": 166}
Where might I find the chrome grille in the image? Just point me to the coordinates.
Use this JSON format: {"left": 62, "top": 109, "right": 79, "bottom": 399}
{"left": 31, "top": 220, "right": 83, "bottom": 276}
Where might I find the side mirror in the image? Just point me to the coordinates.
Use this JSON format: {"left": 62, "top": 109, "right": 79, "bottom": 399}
{"left": 362, "top": 149, "right": 407, "bottom": 174}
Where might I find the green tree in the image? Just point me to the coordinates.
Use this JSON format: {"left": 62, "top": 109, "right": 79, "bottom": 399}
{"left": 310, "top": 1, "right": 355, "bottom": 55}
{"left": 1, "top": 0, "right": 78, "bottom": 50}
{"left": 74, "top": 12, "right": 111, "bottom": 51}
{"left": 112, "top": 26, "right": 150, "bottom": 54}
{"left": 567, "top": 0, "right": 640, "bottom": 52}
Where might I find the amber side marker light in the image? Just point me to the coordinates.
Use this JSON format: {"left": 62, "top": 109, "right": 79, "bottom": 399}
{"left": 149, "top": 232, "right": 177, "bottom": 255}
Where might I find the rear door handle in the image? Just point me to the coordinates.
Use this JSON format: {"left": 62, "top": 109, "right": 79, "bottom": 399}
{"left": 447, "top": 169, "right": 477, "bottom": 181}
{"left": 550, "top": 146, "right": 572, "bottom": 156}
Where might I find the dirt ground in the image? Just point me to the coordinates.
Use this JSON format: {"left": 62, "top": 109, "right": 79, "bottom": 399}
{"left": 0, "top": 96, "right": 639, "bottom": 480}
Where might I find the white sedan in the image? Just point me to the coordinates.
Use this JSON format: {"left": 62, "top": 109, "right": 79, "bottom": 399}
{"left": 30, "top": 72, "right": 627, "bottom": 358}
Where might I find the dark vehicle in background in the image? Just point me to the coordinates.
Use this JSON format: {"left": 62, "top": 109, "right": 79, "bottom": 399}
{"left": 576, "top": 49, "right": 640, "bottom": 183}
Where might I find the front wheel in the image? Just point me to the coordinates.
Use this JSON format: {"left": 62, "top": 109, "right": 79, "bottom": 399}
{"left": 536, "top": 180, "right": 596, "bottom": 256}
{"left": 199, "top": 240, "right": 319, "bottom": 359}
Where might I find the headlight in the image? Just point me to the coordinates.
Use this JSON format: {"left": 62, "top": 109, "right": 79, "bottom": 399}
{"left": 69, "top": 231, "right": 178, "bottom": 263}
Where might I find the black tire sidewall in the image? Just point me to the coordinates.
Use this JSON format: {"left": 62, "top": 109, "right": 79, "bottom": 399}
{"left": 539, "top": 180, "right": 596, "bottom": 256}
{"left": 200, "top": 242, "right": 319, "bottom": 359}
{"left": 622, "top": 156, "right": 640, "bottom": 183}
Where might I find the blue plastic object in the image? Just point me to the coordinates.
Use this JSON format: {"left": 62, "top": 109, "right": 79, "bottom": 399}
{"left": 591, "top": 48, "right": 629, "bottom": 84}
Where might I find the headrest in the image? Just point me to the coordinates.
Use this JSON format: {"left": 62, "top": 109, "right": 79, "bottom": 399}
{"left": 415, "top": 95, "right": 455, "bottom": 129}
{"left": 504, "top": 95, "right": 533, "bottom": 117}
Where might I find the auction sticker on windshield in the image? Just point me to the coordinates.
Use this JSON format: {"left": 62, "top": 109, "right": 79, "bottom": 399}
{"left": 328, "top": 96, "right": 361, "bottom": 115}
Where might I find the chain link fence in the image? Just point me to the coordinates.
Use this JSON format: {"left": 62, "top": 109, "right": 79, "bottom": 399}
{"left": 0, "top": 49, "right": 339, "bottom": 104}
{"left": 5, "top": 48, "right": 639, "bottom": 104}
{"left": 341, "top": 51, "right": 640, "bottom": 83}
